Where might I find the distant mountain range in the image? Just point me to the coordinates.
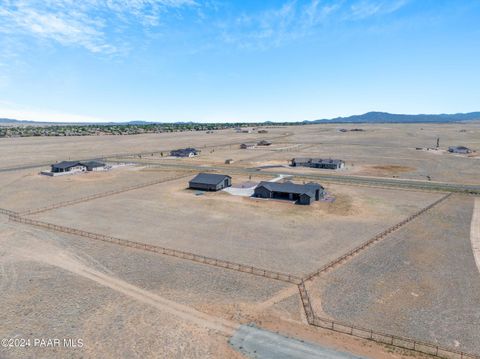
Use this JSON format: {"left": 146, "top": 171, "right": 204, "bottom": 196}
{"left": 0, "top": 118, "right": 42, "bottom": 124}
{"left": 2, "top": 111, "right": 480, "bottom": 125}
{"left": 307, "top": 111, "right": 480, "bottom": 124}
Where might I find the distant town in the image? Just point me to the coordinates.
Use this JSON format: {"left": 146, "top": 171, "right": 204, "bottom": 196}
{"left": 1, "top": 111, "right": 480, "bottom": 138}
{"left": 0, "top": 123, "right": 277, "bottom": 138}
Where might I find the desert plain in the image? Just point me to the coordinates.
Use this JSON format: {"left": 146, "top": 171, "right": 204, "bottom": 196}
{"left": 1, "top": 122, "right": 480, "bottom": 358}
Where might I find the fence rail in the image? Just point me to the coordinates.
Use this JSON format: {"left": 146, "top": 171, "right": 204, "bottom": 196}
{"left": 297, "top": 278, "right": 480, "bottom": 359}
{"left": 0, "top": 208, "right": 18, "bottom": 216}
{"left": 303, "top": 192, "right": 452, "bottom": 281}
{"left": 298, "top": 281, "right": 315, "bottom": 323}
{"left": 21, "top": 173, "right": 193, "bottom": 216}
{"left": 8, "top": 190, "right": 478, "bottom": 359}
{"left": 295, "top": 192, "right": 480, "bottom": 359}
{"left": 309, "top": 314, "right": 480, "bottom": 359}
{"left": 9, "top": 214, "right": 301, "bottom": 285}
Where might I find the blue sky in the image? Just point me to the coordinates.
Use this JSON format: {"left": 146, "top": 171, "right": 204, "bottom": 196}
{"left": 0, "top": 0, "right": 479, "bottom": 123}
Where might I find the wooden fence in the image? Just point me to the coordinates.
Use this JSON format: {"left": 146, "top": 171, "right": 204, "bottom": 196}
{"left": 0, "top": 208, "right": 17, "bottom": 216}
{"left": 303, "top": 192, "right": 452, "bottom": 281}
{"left": 296, "top": 193, "right": 480, "bottom": 359}
{"left": 8, "top": 190, "right": 479, "bottom": 359}
{"left": 297, "top": 280, "right": 479, "bottom": 359}
{"left": 21, "top": 173, "right": 193, "bottom": 216}
{"left": 298, "top": 281, "right": 315, "bottom": 323}
{"left": 8, "top": 214, "right": 301, "bottom": 285}
{"left": 310, "top": 315, "right": 480, "bottom": 359}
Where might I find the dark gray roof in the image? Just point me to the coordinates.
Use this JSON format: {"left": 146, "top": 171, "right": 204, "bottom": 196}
{"left": 310, "top": 158, "right": 344, "bottom": 165}
{"left": 293, "top": 158, "right": 344, "bottom": 165}
{"left": 52, "top": 161, "right": 83, "bottom": 169}
{"left": 52, "top": 160, "right": 107, "bottom": 170}
{"left": 189, "top": 173, "right": 231, "bottom": 185}
{"left": 449, "top": 146, "right": 470, "bottom": 150}
{"left": 256, "top": 181, "right": 323, "bottom": 197}
{"left": 81, "top": 161, "right": 105, "bottom": 168}
{"left": 292, "top": 157, "right": 311, "bottom": 163}
{"left": 175, "top": 147, "right": 198, "bottom": 151}
{"left": 171, "top": 148, "right": 198, "bottom": 154}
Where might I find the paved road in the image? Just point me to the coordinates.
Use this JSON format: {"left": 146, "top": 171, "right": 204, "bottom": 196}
{"left": 471, "top": 198, "right": 480, "bottom": 275}
{"left": 0, "top": 163, "right": 52, "bottom": 173}
{"left": 110, "top": 160, "right": 480, "bottom": 194}
{"left": 0, "top": 133, "right": 292, "bottom": 173}
{"left": 3, "top": 153, "right": 478, "bottom": 194}
{"left": 230, "top": 325, "right": 366, "bottom": 359}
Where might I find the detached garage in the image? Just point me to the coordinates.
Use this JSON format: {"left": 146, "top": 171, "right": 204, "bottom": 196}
{"left": 189, "top": 173, "right": 232, "bottom": 191}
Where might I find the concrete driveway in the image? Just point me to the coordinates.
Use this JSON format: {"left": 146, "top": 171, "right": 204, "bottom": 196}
{"left": 230, "top": 325, "right": 367, "bottom": 359}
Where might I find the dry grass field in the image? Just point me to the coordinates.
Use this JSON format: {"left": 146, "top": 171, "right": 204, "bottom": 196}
{"left": 311, "top": 195, "right": 480, "bottom": 355}
{"left": 31, "top": 176, "right": 443, "bottom": 276}
{"left": 1, "top": 122, "right": 479, "bottom": 358}
{"left": 0, "top": 218, "right": 244, "bottom": 359}
{"left": 0, "top": 166, "right": 189, "bottom": 213}
{"left": 0, "top": 128, "right": 287, "bottom": 169}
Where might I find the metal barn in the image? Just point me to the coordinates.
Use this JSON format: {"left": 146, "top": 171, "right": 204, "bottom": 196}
{"left": 189, "top": 173, "right": 232, "bottom": 191}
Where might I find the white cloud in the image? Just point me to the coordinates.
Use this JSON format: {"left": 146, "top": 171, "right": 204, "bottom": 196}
{"left": 218, "top": 0, "right": 409, "bottom": 50}
{"left": 0, "top": 1, "right": 411, "bottom": 54}
{"left": 219, "top": 1, "right": 327, "bottom": 50}
{"left": 349, "top": 0, "right": 409, "bottom": 20}
{"left": 0, "top": 0, "right": 197, "bottom": 54}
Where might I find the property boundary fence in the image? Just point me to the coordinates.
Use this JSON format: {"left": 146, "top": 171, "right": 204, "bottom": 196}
{"left": 298, "top": 281, "right": 315, "bottom": 323}
{"left": 103, "top": 133, "right": 293, "bottom": 160}
{"left": 7, "top": 190, "right": 479, "bottom": 359}
{"left": 309, "top": 315, "right": 479, "bottom": 359}
{"left": 0, "top": 208, "right": 18, "bottom": 216}
{"left": 8, "top": 214, "right": 301, "bottom": 285}
{"left": 21, "top": 173, "right": 193, "bottom": 216}
{"left": 129, "top": 162, "right": 480, "bottom": 195}
{"left": 303, "top": 192, "right": 452, "bottom": 281}
{"left": 297, "top": 280, "right": 479, "bottom": 359}
{"left": 296, "top": 192, "right": 480, "bottom": 359}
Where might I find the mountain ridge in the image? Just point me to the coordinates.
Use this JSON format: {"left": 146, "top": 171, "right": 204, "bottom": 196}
{"left": 2, "top": 111, "right": 480, "bottom": 125}
{"left": 307, "top": 111, "right": 480, "bottom": 123}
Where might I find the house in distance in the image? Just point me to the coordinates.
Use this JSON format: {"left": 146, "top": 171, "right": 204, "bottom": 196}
{"left": 189, "top": 173, "right": 232, "bottom": 191}
{"left": 46, "top": 160, "right": 107, "bottom": 176}
{"left": 82, "top": 161, "right": 108, "bottom": 171}
{"left": 240, "top": 143, "right": 257, "bottom": 149}
{"left": 170, "top": 148, "right": 199, "bottom": 157}
{"left": 291, "top": 158, "right": 345, "bottom": 170}
{"left": 448, "top": 146, "right": 472, "bottom": 154}
{"left": 51, "top": 161, "right": 88, "bottom": 174}
{"left": 253, "top": 181, "right": 324, "bottom": 205}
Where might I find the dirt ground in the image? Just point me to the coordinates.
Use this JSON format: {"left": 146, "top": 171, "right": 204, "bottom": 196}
{"left": 0, "top": 166, "right": 190, "bottom": 213}
{"left": 312, "top": 195, "right": 480, "bottom": 355}
{"left": 179, "top": 122, "right": 480, "bottom": 184}
{"left": 0, "top": 217, "right": 439, "bottom": 359}
{"left": 31, "top": 176, "right": 443, "bottom": 276}
{"left": 0, "top": 127, "right": 288, "bottom": 169}
{"left": 1, "top": 122, "right": 480, "bottom": 358}
{"left": 1, "top": 122, "right": 479, "bottom": 183}
{"left": 0, "top": 218, "right": 244, "bottom": 359}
